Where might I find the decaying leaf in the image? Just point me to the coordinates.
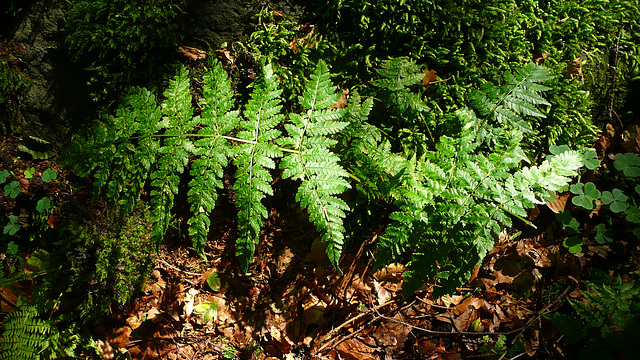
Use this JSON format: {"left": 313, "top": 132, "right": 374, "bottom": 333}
{"left": 423, "top": 68, "right": 438, "bottom": 87}
{"left": 330, "top": 89, "right": 349, "bottom": 109}
{"left": 178, "top": 46, "right": 207, "bottom": 61}
{"left": 532, "top": 52, "right": 550, "bottom": 64}
{"left": 564, "top": 57, "right": 584, "bottom": 82}
{"left": 216, "top": 50, "right": 234, "bottom": 67}
{"left": 546, "top": 192, "right": 570, "bottom": 213}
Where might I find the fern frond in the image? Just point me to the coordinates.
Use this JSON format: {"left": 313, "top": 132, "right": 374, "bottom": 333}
{"left": 279, "top": 60, "right": 351, "bottom": 268}
{"left": 150, "top": 66, "right": 195, "bottom": 244}
{"left": 187, "top": 60, "right": 239, "bottom": 255}
{"left": 0, "top": 306, "right": 55, "bottom": 360}
{"left": 233, "top": 63, "right": 284, "bottom": 271}
{"left": 469, "top": 62, "right": 553, "bottom": 139}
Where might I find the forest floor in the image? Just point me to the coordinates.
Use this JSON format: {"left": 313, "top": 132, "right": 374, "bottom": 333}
{"left": 1, "top": 125, "right": 640, "bottom": 360}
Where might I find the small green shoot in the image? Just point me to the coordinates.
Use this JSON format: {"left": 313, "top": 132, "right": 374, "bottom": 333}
{"left": 206, "top": 271, "right": 221, "bottom": 292}
{"left": 24, "top": 167, "right": 35, "bottom": 179}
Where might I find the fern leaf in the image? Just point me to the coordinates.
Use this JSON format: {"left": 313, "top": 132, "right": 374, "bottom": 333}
{"left": 149, "top": 67, "right": 195, "bottom": 244}
{"left": 233, "top": 63, "right": 284, "bottom": 271}
{"left": 279, "top": 60, "right": 351, "bottom": 268}
{"left": 187, "top": 60, "right": 239, "bottom": 256}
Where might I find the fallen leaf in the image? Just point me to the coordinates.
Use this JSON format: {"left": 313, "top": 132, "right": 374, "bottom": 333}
{"left": 216, "top": 50, "right": 234, "bottom": 67}
{"left": 564, "top": 58, "right": 584, "bottom": 82}
{"left": 423, "top": 69, "right": 438, "bottom": 86}
{"left": 47, "top": 214, "right": 57, "bottom": 228}
{"left": 330, "top": 89, "right": 349, "bottom": 109}
{"left": 273, "top": 11, "right": 284, "bottom": 21}
{"left": 336, "top": 338, "right": 378, "bottom": 360}
{"left": 546, "top": 193, "right": 570, "bottom": 213}
{"left": 177, "top": 46, "right": 207, "bottom": 61}
{"left": 532, "top": 52, "right": 550, "bottom": 64}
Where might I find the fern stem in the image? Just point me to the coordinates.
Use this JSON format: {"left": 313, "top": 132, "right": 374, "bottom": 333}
{"left": 127, "top": 133, "right": 301, "bottom": 154}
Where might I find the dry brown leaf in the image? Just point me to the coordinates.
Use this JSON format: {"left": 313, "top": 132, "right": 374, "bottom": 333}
{"left": 336, "top": 338, "right": 378, "bottom": 360}
{"left": 423, "top": 69, "right": 438, "bottom": 86}
{"left": 374, "top": 263, "right": 405, "bottom": 281}
{"left": 216, "top": 50, "right": 234, "bottom": 67}
{"left": 533, "top": 52, "right": 550, "bottom": 64}
{"left": 564, "top": 57, "right": 584, "bottom": 82}
{"left": 589, "top": 199, "right": 603, "bottom": 218}
{"left": 273, "top": 10, "right": 284, "bottom": 21}
{"left": 177, "top": 46, "right": 207, "bottom": 61}
{"left": 330, "top": 89, "right": 349, "bottom": 109}
{"left": 546, "top": 192, "right": 570, "bottom": 213}
{"left": 372, "top": 278, "right": 391, "bottom": 305}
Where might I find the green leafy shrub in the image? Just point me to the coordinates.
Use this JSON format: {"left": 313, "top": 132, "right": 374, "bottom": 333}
{"left": 548, "top": 272, "right": 640, "bottom": 359}
{"left": 64, "top": 0, "right": 186, "bottom": 102}
{"left": 364, "top": 60, "right": 595, "bottom": 295}
{"left": 0, "top": 39, "right": 30, "bottom": 134}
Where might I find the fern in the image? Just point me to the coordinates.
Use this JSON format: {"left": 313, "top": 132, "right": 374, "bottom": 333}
{"left": 469, "top": 63, "right": 553, "bottom": 142}
{"left": 366, "top": 60, "right": 593, "bottom": 296}
{"left": 68, "top": 59, "right": 350, "bottom": 271}
{"left": 278, "top": 59, "right": 351, "bottom": 267}
{"left": 187, "top": 62, "right": 240, "bottom": 255}
{"left": 0, "top": 306, "right": 57, "bottom": 360}
{"left": 233, "top": 63, "right": 284, "bottom": 270}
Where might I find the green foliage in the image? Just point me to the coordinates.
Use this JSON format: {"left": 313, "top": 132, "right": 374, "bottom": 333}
{"left": 49, "top": 203, "right": 156, "bottom": 323}
{"left": 0, "top": 305, "right": 60, "bottom": 360}
{"left": 561, "top": 152, "right": 640, "bottom": 253}
{"left": 367, "top": 60, "right": 590, "bottom": 295}
{"left": 240, "top": 8, "right": 324, "bottom": 107}
{"left": 0, "top": 39, "right": 29, "bottom": 134}
{"left": 69, "top": 59, "right": 350, "bottom": 271}
{"left": 63, "top": 0, "right": 185, "bottom": 102}
{"left": 548, "top": 272, "right": 640, "bottom": 359}
{"left": 316, "top": 0, "right": 640, "bottom": 151}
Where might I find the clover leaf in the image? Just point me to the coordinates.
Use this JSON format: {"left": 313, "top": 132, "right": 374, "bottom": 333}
{"left": 563, "top": 236, "right": 582, "bottom": 254}
{"left": 24, "top": 167, "right": 36, "bottom": 179}
{"left": 42, "top": 169, "right": 57, "bottom": 183}
{"left": 625, "top": 206, "right": 640, "bottom": 224}
{"left": 36, "top": 197, "right": 51, "bottom": 213}
{"left": 594, "top": 223, "right": 613, "bottom": 244}
{"left": 580, "top": 148, "right": 600, "bottom": 170}
{"left": 613, "top": 153, "right": 640, "bottom": 177}
{"left": 600, "top": 189, "right": 628, "bottom": 213}
{"left": 6, "top": 241, "right": 18, "bottom": 256}
{"left": 4, "top": 181, "right": 20, "bottom": 198}
{"left": 570, "top": 182, "right": 601, "bottom": 210}
{"left": 3, "top": 215, "right": 19, "bottom": 236}
{"left": 0, "top": 170, "right": 9, "bottom": 184}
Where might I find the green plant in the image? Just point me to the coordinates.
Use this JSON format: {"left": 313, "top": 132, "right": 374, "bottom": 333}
{"left": 63, "top": 0, "right": 186, "bottom": 103}
{"left": 559, "top": 152, "right": 640, "bottom": 253}
{"left": 69, "top": 59, "right": 350, "bottom": 271}
{"left": 69, "top": 55, "right": 594, "bottom": 296}
{"left": 548, "top": 271, "right": 640, "bottom": 359}
{"left": 238, "top": 7, "right": 325, "bottom": 108}
{"left": 315, "top": 0, "right": 640, "bottom": 152}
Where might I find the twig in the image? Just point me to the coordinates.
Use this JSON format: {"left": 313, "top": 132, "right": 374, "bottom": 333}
{"left": 157, "top": 257, "right": 202, "bottom": 276}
